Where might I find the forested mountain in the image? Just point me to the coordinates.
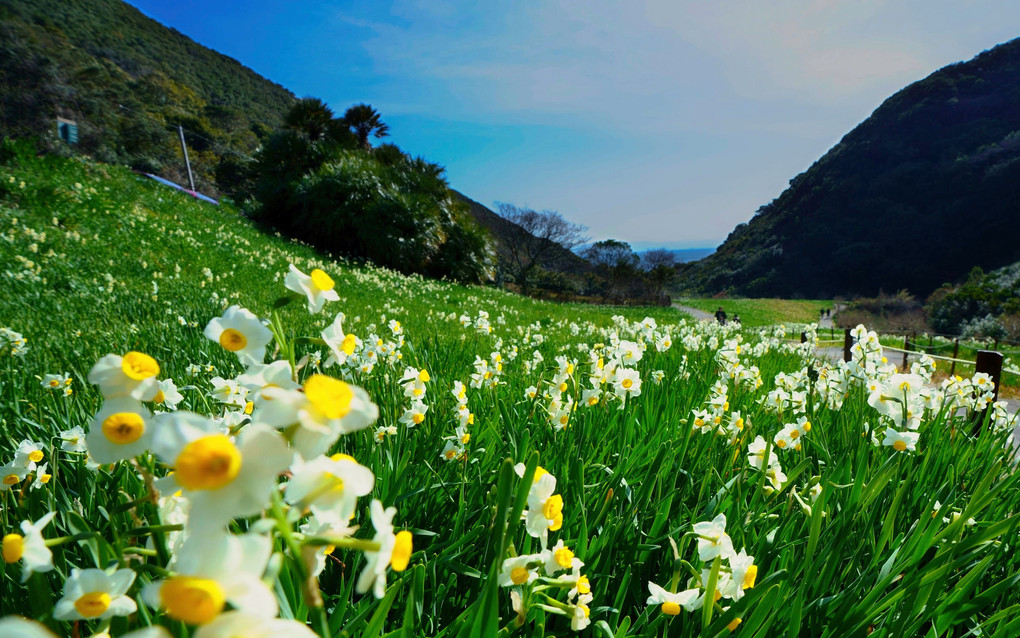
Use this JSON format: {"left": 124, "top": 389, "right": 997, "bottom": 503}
{"left": 680, "top": 37, "right": 1020, "bottom": 299}
{"left": 0, "top": 0, "right": 295, "bottom": 195}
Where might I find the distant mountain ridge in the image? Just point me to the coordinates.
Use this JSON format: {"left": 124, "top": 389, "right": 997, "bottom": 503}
{"left": 680, "top": 37, "right": 1020, "bottom": 299}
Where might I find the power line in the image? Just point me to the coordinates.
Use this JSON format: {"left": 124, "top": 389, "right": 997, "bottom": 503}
{"left": 116, "top": 103, "right": 258, "bottom": 162}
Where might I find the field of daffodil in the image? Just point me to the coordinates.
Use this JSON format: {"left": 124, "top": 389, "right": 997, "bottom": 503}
{"left": 1, "top": 148, "right": 1020, "bottom": 638}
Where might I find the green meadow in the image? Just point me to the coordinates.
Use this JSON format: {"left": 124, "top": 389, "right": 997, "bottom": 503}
{"left": 1, "top": 149, "right": 1020, "bottom": 637}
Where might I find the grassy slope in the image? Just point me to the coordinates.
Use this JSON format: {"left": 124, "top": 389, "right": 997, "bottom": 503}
{"left": 676, "top": 298, "right": 832, "bottom": 326}
{"left": 2, "top": 152, "right": 1020, "bottom": 636}
{"left": 0, "top": 152, "right": 682, "bottom": 378}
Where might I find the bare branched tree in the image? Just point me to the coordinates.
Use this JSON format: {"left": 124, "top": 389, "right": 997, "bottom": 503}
{"left": 495, "top": 202, "right": 588, "bottom": 293}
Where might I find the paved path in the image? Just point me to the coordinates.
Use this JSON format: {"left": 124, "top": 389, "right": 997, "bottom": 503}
{"left": 673, "top": 304, "right": 715, "bottom": 322}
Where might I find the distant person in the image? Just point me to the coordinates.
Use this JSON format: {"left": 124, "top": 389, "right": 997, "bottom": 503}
{"left": 732, "top": 314, "right": 741, "bottom": 325}
{"left": 715, "top": 307, "right": 727, "bottom": 325}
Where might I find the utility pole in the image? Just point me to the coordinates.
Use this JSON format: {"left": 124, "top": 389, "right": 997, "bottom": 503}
{"left": 178, "top": 125, "right": 196, "bottom": 191}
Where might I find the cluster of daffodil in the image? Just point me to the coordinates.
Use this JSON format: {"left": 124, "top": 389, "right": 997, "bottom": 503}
{"left": 440, "top": 381, "right": 473, "bottom": 461}
{"left": 1, "top": 438, "right": 50, "bottom": 496}
{"left": 1, "top": 326, "right": 28, "bottom": 356}
{"left": 499, "top": 465, "right": 594, "bottom": 632}
{"left": 646, "top": 513, "right": 757, "bottom": 631}
{"left": 0, "top": 264, "right": 421, "bottom": 637}
{"left": 40, "top": 372, "right": 73, "bottom": 396}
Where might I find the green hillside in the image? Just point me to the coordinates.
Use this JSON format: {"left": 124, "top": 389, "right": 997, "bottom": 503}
{"left": 0, "top": 0, "right": 295, "bottom": 195}
{"left": 681, "top": 37, "right": 1020, "bottom": 299}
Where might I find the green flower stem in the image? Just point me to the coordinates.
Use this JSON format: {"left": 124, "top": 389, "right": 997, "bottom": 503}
{"left": 270, "top": 493, "right": 331, "bottom": 638}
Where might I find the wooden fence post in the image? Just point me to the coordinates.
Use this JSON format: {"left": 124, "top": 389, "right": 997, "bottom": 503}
{"left": 973, "top": 349, "right": 1004, "bottom": 435}
{"left": 843, "top": 328, "right": 852, "bottom": 363}
{"left": 902, "top": 335, "right": 910, "bottom": 371}
{"left": 950, "top": 339, "right": 959, "bottom": 377}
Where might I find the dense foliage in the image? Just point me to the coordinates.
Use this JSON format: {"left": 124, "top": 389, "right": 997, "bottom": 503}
{"left": 250, "top": 101, "right": 496, "bottom": 285}
{"left": 927, "top": 264, "right": 1020, "bottom": 338}
{"left": 0, "top": 0, "right": 296, "bottom": 196}
{"left": 3, "top": 149, "right": 1020, "bottom": 637}
{"left": 681, "top": 37, "right": 1020, "bottom": 299}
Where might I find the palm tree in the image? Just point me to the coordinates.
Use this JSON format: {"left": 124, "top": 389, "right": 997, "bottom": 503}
{"left": 343, "top": 103, "right": 390, "bottom": 150}
{"left": 284, "top": 98, "right": 335, "bottom": 141}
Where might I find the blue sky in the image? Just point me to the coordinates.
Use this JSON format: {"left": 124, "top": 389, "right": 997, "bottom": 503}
{"left": 128, "top": 1, "right": 1020, "bottom": 249}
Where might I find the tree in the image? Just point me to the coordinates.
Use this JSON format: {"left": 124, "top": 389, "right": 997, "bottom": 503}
{"left": 582, "top": 240, "right": 641, "bottom": 301}
{"left": 342, "top": 103, "right": 390, "bottom": 150}
{"left": 284, "top": 97, "right": 335, "bottom": 141}
{"left": 494, "top": 203, "right": 589, "bottom": 294}
{"left": 641, "top": 249, "right": 678, "bottom": 298}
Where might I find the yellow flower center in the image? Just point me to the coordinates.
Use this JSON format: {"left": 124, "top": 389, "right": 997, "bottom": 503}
{"left": 728, "top": 618, "right": 742, "bottom": 631}
{"left": 219, "top": 329, "right": 247, "bottom": 352}
{"left": 662, "top": 601, "right": 681, "bottom": 616}
{"left": 543, "top": 494, "right": 563, "bottom": 521}
{"left": 444, "top": 449, "right": 457, "bottom": 459}
{"left": 554, "top": 547, "right": 574, "bottom": 568}
{"left": 576, "top": 575, "right": 590, "bottom": 594}
{"left": 28, "top": 450, "right": 44, "bottom": 463}
{"left": 622, "top": 378, "right": 633, "bottom": 389}
{"left": 49, "top": 379, "right": 59, "bottom": 387}
{"left": 588, "top": 396, "right": 599, "bottom": 406}
{"left": 418, "top": 370, "right": 430, "bottom": 383}
{"left": 2, "top": 534, "right": 24, "bottom": 563}
{"left": 3, "top": 474, "right": 19, "bottom": 486}
{"left": 304, "top": 375, "right": 353, "bottom": 420}
{"left": 893, "top": 440, "right": 907, "bottom": 452}
{"left": 559, "top": 382, "right": 568, "bottom": 393}
{"left": 342, "top": 334, "right": 358, "bottom": 355}
{"left": 390, "top": 530, "right": 413, "bottom": 571}
{"left": 550, "top": 512, "right": 563, "bottom": 531}
{"left": 102, "top": 412, "right": 145, "bottom": 445}
{"left": 533, "top": 467, "right": 549, "bottom": 483}
{"left": 802, "top": 421, "right": 812, "bottom": 432}
{"left": 330, "top": 453, "right": 356, "bottom": 463}
{"left": 511, "top": 566, "right": 530, "bottom": 585}
{"left": 174, "top": 435, "right": 242, "bottom": 491}
{"left": 153, "top": 389, "right": 167, "bottom": 404}
{"left": 310, "top": 268, "right": 335, "bottom": 291}
{"left": 461, "top": 433, "right": 470, "bottom": 444}
{"left": 160, "top": 576, "right": 226, "bottom": 625}
{"left": 244, "top": 401, "right": 254, "bottom": 415}
{"left": 743, "top": 565, "right": 758, "bottom": 589}
{"left": 790, "top": 430, "right": 800, "bottom": 439}
{"left": 559, "top": 415, "right": 569, "bottom": 425}
{"left": 39, "top": 473, "right": 51, "bottom": 483}
{"left": 776, "top": 439, "right": 787, "bottom": 449}
{"left": 579, "top": 603, "right": 590, "bottom": 618}
{"left": 121, "top": 351, "right": 159, "bottom": 380}
{"left": 74, "top": 592, "right": 112, "bottom": 618}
